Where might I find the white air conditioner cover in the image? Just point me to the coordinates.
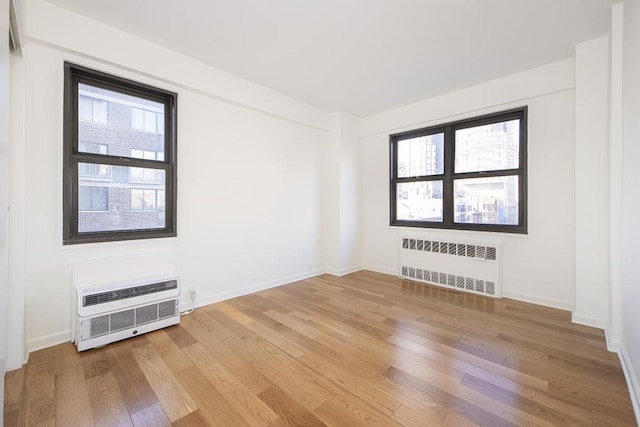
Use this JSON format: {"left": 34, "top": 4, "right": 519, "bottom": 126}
{"left": 73, "top": 275, "right": 180, "bottom": 351}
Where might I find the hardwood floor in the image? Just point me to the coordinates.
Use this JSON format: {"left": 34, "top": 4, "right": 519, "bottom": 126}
{"left": 3, "top": 270, "right": 637, "bottom": 426}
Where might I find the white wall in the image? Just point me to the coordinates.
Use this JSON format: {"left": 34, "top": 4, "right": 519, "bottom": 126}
{"left": 620, "top": 0, "right": 640, "bottom": 419}
{"left": 608, "top": 3, "right": 624, "bottom": 353}
{"left": 573, "top": 36, "right": 610, "bottom": 328}
{"left": 361, "top": 59, "right": 577, "bottom": 310}
{"left": 13, "top": 0, "right": 331, "bottom": 357}
{"left": 7, "top": 46, "right": 25, "bottom": 369}
{"left": 324, "top": 111, "right": 362, "bottom": 276}
{"left": 0, "top": 0, "right": 10, "bottom": 421}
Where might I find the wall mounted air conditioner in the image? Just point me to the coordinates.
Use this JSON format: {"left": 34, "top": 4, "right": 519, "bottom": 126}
{"left": 73, "top": 275, "right": 180, "bottom": 351}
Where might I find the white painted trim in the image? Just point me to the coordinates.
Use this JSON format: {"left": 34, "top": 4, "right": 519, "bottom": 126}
{"left": 362, "top": 264, "right": 398, "bottom": 276}
{"left": 604, "top": 327, "right": 620, "bottom": 353}
{"left": 618, "top": 342, "right": 640, "bottom": 425}
{"left": 326, "top": 265, "right": 363, "bottom": 277}
{"left": 501, "top": 290, "right": 574, "bottom": 312}
{"left": 25, "top": 330, "right": 72, "bottom": 363}
{"left": 571, "top": 313, "right": 607, "bottom": 330}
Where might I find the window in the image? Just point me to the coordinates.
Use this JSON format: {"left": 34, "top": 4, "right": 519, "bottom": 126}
{"left": 63, "top": 62, "right": 177, "bottom": 244}
{"left": 390, "top": 108, "right": 527, "bottom": 233}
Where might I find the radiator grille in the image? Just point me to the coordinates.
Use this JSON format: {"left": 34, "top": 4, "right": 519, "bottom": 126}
{"left": 401, "top": 266, "right": 497, "bottom": 296}
{"left": 82, "top": 280, "right": 178, "bottom": 307}
{"left": 400, "top": 237, "right": 502, "bottom": 298}
{"left": 402, "top": 238, "right": 497, "bottom": 260}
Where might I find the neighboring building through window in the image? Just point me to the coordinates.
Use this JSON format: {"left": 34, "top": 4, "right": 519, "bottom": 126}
{"left": 63, "top": 62, "right": 177, "bottom": 244}
{"left": 79, "top": 95, "right": 108, "bottom": 124}
{"left": 131, "top": 189, "right": 165, "bottom": 210}
{"left": 390, "top": 108, "right": 527, "bottom": 233}
{"left": 78, "top": 186, "right": 108, "bottom": 211}
{"left": 131, "top": 107, "right": 164, "bottom": 134}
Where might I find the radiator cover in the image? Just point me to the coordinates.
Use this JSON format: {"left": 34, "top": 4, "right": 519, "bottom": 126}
{"left": 399, "top": 237, "right": 502, "bottom": 298}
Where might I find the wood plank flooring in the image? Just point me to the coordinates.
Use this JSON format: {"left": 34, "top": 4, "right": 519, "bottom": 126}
{"left": 4, "top": 270, "right": 637, "bottom": 426}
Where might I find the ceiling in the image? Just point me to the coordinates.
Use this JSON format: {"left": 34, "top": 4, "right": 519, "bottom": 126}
{"left": 46, "top": 0, "right": 617, "bottom": 117}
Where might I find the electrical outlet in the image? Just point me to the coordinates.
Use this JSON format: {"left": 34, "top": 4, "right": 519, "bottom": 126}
{"left": 189, "top": 289, "right": 196, "bottom": 300}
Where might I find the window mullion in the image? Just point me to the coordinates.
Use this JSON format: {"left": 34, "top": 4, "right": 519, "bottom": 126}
{"left": 443, "top": 125, "right": 454, "bottom": 227}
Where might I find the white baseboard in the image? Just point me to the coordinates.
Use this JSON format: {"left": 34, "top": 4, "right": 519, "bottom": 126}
{"left": 618, "top": 342, "right": 640, "bottom": 425}
{"left": 571, "top": 313, "right": 607, "bottom": 330}
{"left": 25, "top": 330, "right": 72, "bottom": 363}
{"left": 362, "top": 264, "right": 398, "bottom": 276}
{"left": 501, "top": 289, "right": 574, "bottom": 312}
{"left": 605, "top": 327, "right": 620, "bottom": 353}
{"left": 191, "top": 268, "right": 325, "bottom": 310}
{"left": 325, "top": 265, "right": 363, "bottom": 277}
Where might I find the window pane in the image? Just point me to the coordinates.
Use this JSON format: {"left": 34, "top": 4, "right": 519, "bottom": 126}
{"left": 455, "top": 119, "right": 520, "bottom": 173}
{"left": 396, "top": 181, "right": 443, "bottom": 222}
{"left": 78, "top": 164, "right": 166, "bottom": 233}
{"left": 397, "top": 133, "right": 444, "bottom": 178}
{"left": 78, "top": 83, "right": 165, "bottom": 160}
{"left": 454, "top": 176, "right": 519, "bottom": 225}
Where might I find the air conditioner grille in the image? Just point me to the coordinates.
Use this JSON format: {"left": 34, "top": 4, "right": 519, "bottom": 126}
{"left": 159, "top": 300, "right": 177, "bottom": 319}
{"left": 110, "top": 309, "right": 135, "bottom": 333}
{"left": 90, "top": 315, "right": 109, "bottom": 338}
{"left": 83, "top": 280, "right": 178, "bottom": 307}
{"left": 80, "top": 299, "right": 179, "bottom": 342}
{"left": 136, "top": 304, "right": 158, "bottom": 326}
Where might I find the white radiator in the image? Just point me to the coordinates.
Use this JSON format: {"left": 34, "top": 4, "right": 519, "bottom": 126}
{"left": 399, "top": 237, "right": 502, "bottom": 298}
{"left": 73, "top": 276, "right": 180, "bottom": 351}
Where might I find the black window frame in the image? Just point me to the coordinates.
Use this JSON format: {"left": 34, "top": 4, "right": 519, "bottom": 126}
{"left": 390, "top": 107, "right": 527, "bottom": 234}
{"left": 63, "top": 62, "right": 178, "bottom": 244}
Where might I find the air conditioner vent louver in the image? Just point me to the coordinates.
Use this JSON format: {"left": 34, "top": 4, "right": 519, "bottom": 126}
{"left": 399, "top": 237, "right": 502, "bottom": 298}
{"left": 83, "top": 280, "right": 178, "bottom": 307}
